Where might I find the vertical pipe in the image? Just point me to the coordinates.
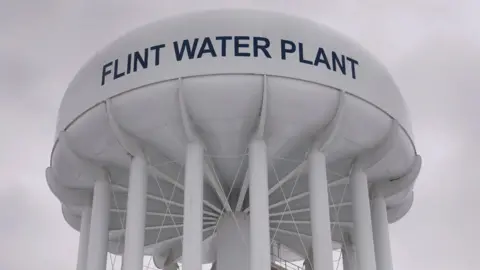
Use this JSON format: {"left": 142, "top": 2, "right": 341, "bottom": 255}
{"left": 342, "top": 244, "right": 356, "bottom": 270}
{"left": 122, "top": 155, "right": 148, "bottom": 270}
{"left": 77, "top": 207, "right": 92, "bottom": 270}
{"left": 182, "top": 142, "right": 204, "bottom": 270}
{"left": 87, "top": 176, "right": 111, "bottom": 270}
{"left": 308, "top": 149, "right": 334, "bottom": 270}
{"left": 371, "top": 190, "right": 393, "bottom": 270}
{"left": 216, "top": 213, "right": 250, "bottom": 270}
{"left": 349, "top": 167, "right": 376, "bottom": 270}
{"left": 249, "top": 140, "right": 270, "bottom": 270}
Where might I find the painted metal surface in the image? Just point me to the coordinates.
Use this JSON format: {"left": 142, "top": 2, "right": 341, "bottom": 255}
{"left": 47, "top": 9, "right": 420, "bottom": 265}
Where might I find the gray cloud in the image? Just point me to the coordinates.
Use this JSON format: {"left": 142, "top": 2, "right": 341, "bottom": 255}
{"left": 1, "top": 1, "right": 478, "bottom": 269}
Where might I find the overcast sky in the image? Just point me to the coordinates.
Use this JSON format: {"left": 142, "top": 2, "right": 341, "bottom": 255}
{"left": 1, "top": 1, "right": 479, "bottom": 270}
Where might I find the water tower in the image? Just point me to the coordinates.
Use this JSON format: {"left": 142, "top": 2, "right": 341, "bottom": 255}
{"left": 46, "top": 9, "right": 421, "bottom": 270}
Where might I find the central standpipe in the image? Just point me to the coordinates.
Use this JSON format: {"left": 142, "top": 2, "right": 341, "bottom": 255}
{"left": 249, "top": 140, "right": 271, "bottom": 270}
{"left": 308, "top": 149, "right": 334, "bottom": 270}
{"left": 216, "top": 213, "right": 250, "bottom": 270}
{"left": 349, "top": 168, "right": 376, "bottom": 270}
{"left": 182, "top": 143, "right": 205, "bottom": 270}
{"left": 122, "top": 155, "right": 148, "bottom": 270}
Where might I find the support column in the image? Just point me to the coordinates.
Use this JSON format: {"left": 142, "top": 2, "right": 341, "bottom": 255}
{"left": 371, "top": 189, "right": 393, "bottom": 270}
{"left": 249, "top": 140, "right": 271, "bottom": 270}
{"left": 349, "top": 167, "right": 376, "bottom": 270}
{"left": 308, "top": 149, "right": 334, "bottom": 270}
{"left": 182, "top": 143, "right": 204, "bottom": 270}
{"left": 122, "top": 155, "right": 148, "bottom": 270}
{"left": 87, "top": 176, "right": 111, "bottom": 270}
{"left": 342, "top": 244, "right": 356, "bottom": 270}
{"left": 76, "top": 207, "right": 92, "bottom": 270}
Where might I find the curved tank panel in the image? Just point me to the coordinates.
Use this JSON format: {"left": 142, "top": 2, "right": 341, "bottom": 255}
{"left": 48, "top": 9, "right": 420, "bottom": 264}
{"left": 55, "top": 9, "right": 412, "bottom": 139}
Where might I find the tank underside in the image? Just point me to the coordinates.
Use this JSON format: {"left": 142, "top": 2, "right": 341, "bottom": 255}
{"left": 48, "top": 74, "right": 418, "bottom": 263}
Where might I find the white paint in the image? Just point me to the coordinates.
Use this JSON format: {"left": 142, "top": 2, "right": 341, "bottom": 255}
{"left": 56, "top": 10, "right": 412, "bottom": 137}
{"left": 349, "top": 168, "right": 376, "bottom": 270}
{"left": 182, "top": 143, "right": 204, "bottom": 270}
{"left": 86, "top": 177, "right": 111, "bottom": 270}
{"left": 122, "top": 155, "right": 148, "bottom": 270}
{"left": 216, "top": 213, "right": 250, "bottom": 270}
{"left": 47, "top": 9, "right": 421, "bottom": 267}
{"left": 249, "top": 140, "right": 271, "bottom": 270}
{"left": 76, "top": 208, "right": 91, "bottom": 270}
{"left": 372, "top": 191, "right": 393, "bottom": 270}
{"left": 308, "top": 150, "right": 334, "bottom": 270}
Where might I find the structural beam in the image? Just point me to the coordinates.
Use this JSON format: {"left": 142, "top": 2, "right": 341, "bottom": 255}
{"left": 145, "top": 226, "right": 216, "bottom": 251}
{"left": 110, "top": 209, "right": 183, "bottom": 218}
{"left": 268, "top": 161, "right": 306, "bottom": 196}
{"left": 181, "top": 142, "right": 205, "bottom": 270}
{"left": 204, "top": 159, "right": 232, "bottom": 213}
{"left": 371, "top": 188, "right": 393, "bottom": 270}
{"left": 249, "top": 140, "right": 271, "bottom": 270}
{"left": 109, "top": 97, "right": 221, "bottom": 220}
{"left": 111, "top": 183, "right": 183, "bottom": 208}
{"left": 304, "top": 246, "right": 314, "bottom": 270}
{"left": 241, "top": 75, "right": 269, "bottom": 215}
{"left": 76, "top": 208, "right": 91, "bottom": 270}
{"left": 86, "top": 176, "right": 111, "bottom": 270}
{"left": 269, "top": 220, "right": 350, "bottom": 227}
{"left": 269, "top": 203, "right": 351, "bottom": 217}
{"left": 269, "top": 227, "right": 312, "bottom": 239}
{"left": 349, "top": 166, "right": 376, "bottom": 270}
{"left": 178, "top": 79, "right": 231, "bottom": 214}
{"left": 122, "top": 155, "right": 148, "bottom": 270}
{"left": 112, "top": 180, "right": 219, "bottom": 217}
{"left": 236, "top": 171, "right": 249, "bottom": 212}
{"left": 268, "top": 192, "right": 309, "bottom": 210}
{"left": 308, "top": 149, "right": 334, "bottom": 270}
{"left": 342, "top": 244, "right": 356, "bottom": 270}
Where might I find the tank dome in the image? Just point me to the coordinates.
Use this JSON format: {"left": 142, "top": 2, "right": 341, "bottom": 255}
{"left": 48, "top": 9, "right": 420, "bottom": 266}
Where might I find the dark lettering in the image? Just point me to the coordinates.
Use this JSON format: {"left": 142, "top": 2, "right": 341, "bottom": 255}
{"left": 150, "top": 44, "right": 165, "bottom": 66}
{"left": 298, "top": 43, "right": 313, "bottom": 65}
{"left": 313, "top": 47, "right": 331, "bottom": 70}
{"left": 100, "top": 37, "right": 361, "bottom": 86}
{"left": 216, "top": 36, "right": 232, "bottom": 57}
{"left": 173, "top": 39, "right": 199, "bottom": 61}
{"left": 346, "top": 57, "right": 359, "bottom": 79}
{"left": 253, "top": 37, "right": 271, "bottom": 58}
{"left": 113, "top": 59, "right": 125, "bottom": 80}
{"left": 332, "top": 52, "right": 346, "bottom": 75}
{"left": 197, "top": 37, "right": 217, "bottom": 58}
{"left": 126, "top": 53, "right": 132, "bottom": 74}
{"left": 133, "top": 49, "right": 148, "bottom": 72}
{"left": 281, "top": 40, "right": 296, "bottom": 59}
{"left": 101, "top": 62, "right": 112, "bottom": 86}
{"left": 234, "top": 36, "right": 250, "bottom": 57}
